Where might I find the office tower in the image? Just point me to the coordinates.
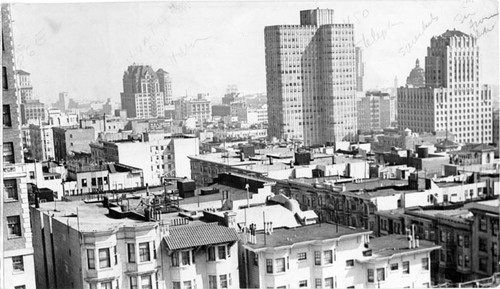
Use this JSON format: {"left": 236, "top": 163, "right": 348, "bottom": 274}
{"left": 265, "top": 8, "right": 358, "bottom": 146}
{"left": 406, "top": 59, "right": 425, "bottom": 87}
{"left": 120, "top": 65, "right": 166, "bottom": 119}
{"left": 398, "top": 30, "right": 492, "bottom": 144}
{"left": 357, "top": 91, "right": 396, "bottom": 132}
{"left": 1, "top": 4, "right": 36, "bottom": 289}
{"left": 156, "top": 68, "right": 173, "bottom": 105}
{"left": 355, "top": 47, "right": 364, "bottom": 92}
{"left": 54, "top": 91, "right": 69, "bottom": 112}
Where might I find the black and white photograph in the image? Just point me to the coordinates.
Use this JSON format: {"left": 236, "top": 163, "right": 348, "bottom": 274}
{"left": 1, "top": 0, "right": 499, "bottom": 288}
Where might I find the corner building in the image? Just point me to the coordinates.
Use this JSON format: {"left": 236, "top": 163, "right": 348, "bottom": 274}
{"left": 2, "top": 4, "right": 36, "bottom": 289}
{"left": 398, "top": 30, "right": 492, "bottom": 144}
{"left": 265, "top": 9, "right": 358, "bottom": 146}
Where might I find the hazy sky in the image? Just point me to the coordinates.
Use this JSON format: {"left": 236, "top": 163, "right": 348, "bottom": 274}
{"left": 10, "top": 0, "right": 499, "bottom": 104}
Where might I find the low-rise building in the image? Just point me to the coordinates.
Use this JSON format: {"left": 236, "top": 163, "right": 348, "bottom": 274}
{"left": 30, "top": 196, "right": 240, "bottom": 289}
{"left": 52, "top": 126, "right": 95, "bottom": 161}
{"left": 98, "top": 133, "right": 199, "bottom": 186}
{"left": 240, "top": 223, "right": 439, "bottom": 288}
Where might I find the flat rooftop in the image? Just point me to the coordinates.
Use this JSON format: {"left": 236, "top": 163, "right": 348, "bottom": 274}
{"left": 244, "top": 223, "right": 369, "bottom": 250}
{"left": 36, "top": 199, "right": 205, "bottom": 233}
{"left": 465, "top": 199, "right": 499, "bottom": 214}
{"left": 367, "top": 235, "right": 441, "bottom": 258}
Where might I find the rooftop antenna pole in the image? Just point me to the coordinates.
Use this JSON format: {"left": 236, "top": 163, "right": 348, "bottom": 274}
{"left": 263, "top": 211, "right": 267, "bottom": 246}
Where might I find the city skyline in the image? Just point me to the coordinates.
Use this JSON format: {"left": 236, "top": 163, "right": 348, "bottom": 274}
{"left": 10, "top": 0, "right": 499, "bottom": 104}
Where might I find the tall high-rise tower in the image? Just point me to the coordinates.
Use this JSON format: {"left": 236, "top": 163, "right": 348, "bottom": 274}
{"left": 1, "top": 4, "right": 36, "bottom": 289}
{"left": 120, "top": 65, "right": 165, "bottom": 119}
{"left": 265, "top": 8, "right": 358, "bottom": 146}
{"left": 398, "top": 30, "right": 492, "bottom": 144}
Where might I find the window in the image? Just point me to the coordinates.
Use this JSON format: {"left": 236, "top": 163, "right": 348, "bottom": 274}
{"left": 153, "top": 241, "right": 157, "bottom": 259}
{"left": 458, "top": 235, "right": 463, "bottom": 246}
{"left": 183, "top": 281, "right": 192, "bottom": 289}
{"left": 3, "top": 105, "right": 11, "bottom": 127}
{"left": 128, "top": 243, "right": 136, "bottom": 263}
{"left": 220, "top": 274, "right": 228, "bottom": 289}
{"left": 422, "top": 257, "right": 429, "bottom": 270}
{"left": 208, "top": 246, "right": 216, "bottom": 261}
{"left": 99, "top": 248, "right": 111, "bottom": 268}
{"left": 82, "top": 179, "right": 87, "bottom": 187}
{"left": 218, "top": 245, "right": 226, "bottom": 260}
{"left": 346, "top": 259, "right": 354, "bottom": 268}
{"left": 7, "top": 216, "right": 21, "bottom": 238}
{"left": 314, "top": 251, "right": 321, "bottom": 265}
{"left": 315, "top": 279, "right": 322, "bottom": 289}
{"left": 181, "top": 251, "right": 190, "bottom": 266}
{"left": 139, "top": 242, "right": 150, "bottom": 262}
{"left": 423, "top": 282, "right": 430, "bottom": 288}
{"left": 141, "top": 275, "right": 152, "bottom": 289}
{"left": 101, "top": 282, "right": 112, "bottom": 289}
{"left": 172, "top": 282, "right": 180, "bottom": 289}
{"left": 324, "top": 277, "right": 334, "bottom": 288}
{"left": 464, "top": 236, "right": 470, "bottom": 248}
{"left": 276, "top": 258, "right": 285, "bottom": 273}
{"left": 367, "top": 269, "right": 374, "bottom": 282}
{"left": 130, "top": 276, "right": 137, "bottom": 289}
{"left": 493, "top": 221, "right": 499, "bottom": 236}
{"left": 298, "top": 252, "right": 307, "bottom": 261}
{"left": 479, "top": 257, "right": 488, "bottom": 272}
{"left": 3, "top": 66, "right": 8, "bottom": 90}
{"left": 390, "top": 263, "right": 398, "bottom": 271}
{"left": 12, "top": 256, "right": 24, "bottom": 271}
{"left": 458, "top": 254, "right": 463, "bottom": 266}
{"left": 377, "top": 268, "right": 385, "bottom": 281}
{"left": 171, "top": 252, "right": 179, "bottom": 267}
{"left": 299, "top": 280, "right": 308, "bottom": 287}
{"left": 480, "top": 216, "right": 487, "bottom": 232}
{"left": 14, "top": 286, "right": 26, "bottom": 289}
{"left": 266, "top": 259, "right": 273, "bottom": 273}
{"left": 403, "top": 261, "right": 410, "bottom": 274}
{"left": 465, "top": 255, "right": 470, "bottom": 267}
{"left": 3, "top": 142, "right": 14, "bottom": 163}
{"left": 91, "top": 178, "right": 96, "bottom": 186}
{"left": 4, "top": 179, "right": 17, "bottom": 200}
{"left": 324, "top": 250, "right": 333, "bottom": 264}
{"left": 479, "top": 238, "right": 487, "bottom": 252}
{"left": 87, "top": 249, "right": 95, "bottom": 269}
{"left": 209, "top": 275, "right": 217, "bottom": 289}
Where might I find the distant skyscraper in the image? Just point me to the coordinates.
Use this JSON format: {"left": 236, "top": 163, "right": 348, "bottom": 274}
{"left": 54, "top": 92, "right": 68, "bottom": 112}
{"left": 120, "top": 65, "right": 165, "bottom": 119}
{"left": 156, "top": 68, "right": 173, "bottom": 105}
{"left": 265, "top": 8, "right": 358, "bottom": 146}
{"left": 398, "top": 30, "right": 492, "bottom": 144}
{"left": 405, "top": 59, "right": 425, "bottom": 87}
{"left": 1, "top": 4, "right": 36, "bottom": 289}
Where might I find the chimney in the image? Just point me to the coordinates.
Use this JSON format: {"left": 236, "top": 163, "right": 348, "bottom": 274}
{"left": 224, "top": 211, "right": 237, "bottom": 228}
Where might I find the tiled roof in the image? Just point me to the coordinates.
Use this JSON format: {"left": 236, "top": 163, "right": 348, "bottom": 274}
{"left": 164, "top": 223, "right": 239, "bottom": 250}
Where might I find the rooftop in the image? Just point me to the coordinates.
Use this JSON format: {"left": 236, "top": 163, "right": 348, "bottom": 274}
{"left": 244, "top": 223, "right": 369, "bottom": 250}
{"left": 465, "top": 199, "right": 499, "bottom": 214}
{"left": 212, "top": 205, "right": 301, "bottom": 230}
{"left": 164, "top": 223, "right": 239, "bottom": 250}
{"left": 367, "top": 235, "right": 441, "bottom": 258}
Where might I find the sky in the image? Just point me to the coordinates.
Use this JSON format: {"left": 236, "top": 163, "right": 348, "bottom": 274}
{"left": 9, "top": 0, "right": 499, "bottom": 104}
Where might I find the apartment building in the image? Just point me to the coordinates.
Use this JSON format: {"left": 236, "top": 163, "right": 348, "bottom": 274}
{"left": 465, "top": 200, "right": 500, "bottom": 279}
{"left": 398, "top": 30, "right": 492, "bottom": 144}
{"left": 240, "top": 223, "right": 439, "bottom": 288}
{"left": 265, "top": 8, "right": 358, "bottom": 146}
{"left": 1, "top": 4, "right": 36, "bottom": 288}
{"left": 174, "top": 94, "right": 212, "bottom": 125}
{"left": 52, "top": 126, "right": 95, "bottom": 161}
{"left": 30, "top": 197, "right": 240, "bottom": 289}
{"left": 28, "top": 123, "right": 55, "bottom": 161}
{"left": 98, "top": 133, "right": 199, "bottom": 186}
